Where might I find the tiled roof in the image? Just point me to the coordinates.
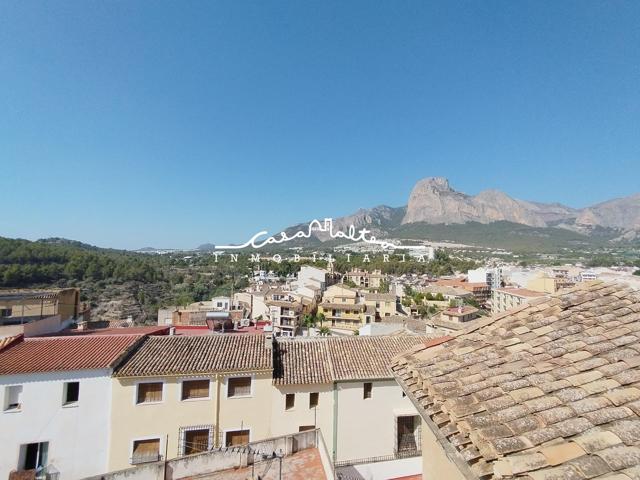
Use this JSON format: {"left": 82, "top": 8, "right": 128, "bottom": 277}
{"left": 53, "top": 326, "right": 170, "bottom": 336}
{"left": 273, "top": 339, "right": 334, "bottom": 385}
{"left": 495, "top": 287, "right": 547, "bottom": 298}
{"left": 392, "top": 282, "right": 640, "bottom": 480}
{"left": 364, "top": 293, "right": 397, "bottom": 302}
{"left": 115, "top": 334, "right": 273, "bottom": 377}
{"left": 274, "top": 335, "right": 430, "bottom": 385}
{"left": 0, "top": 334, "right": 144, "bottom": 375}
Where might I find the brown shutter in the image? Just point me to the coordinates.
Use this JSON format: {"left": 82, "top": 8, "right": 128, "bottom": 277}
{"left": 182, "top": 380, "right": 210, "bottom": 400}
{"left": 228, "top": 377, "right": 251, "bottom": 397}
{"left": 137, "top": 382, "right": 163, "bottom": 403}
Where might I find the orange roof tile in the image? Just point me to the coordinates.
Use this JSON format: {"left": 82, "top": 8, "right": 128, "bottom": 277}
{"left": 0, "top": 334, "right": 144, "bottom": 375}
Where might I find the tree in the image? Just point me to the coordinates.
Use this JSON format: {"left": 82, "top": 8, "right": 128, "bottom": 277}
{"left": 318, "top": 326, "right": 331, "bottom": 336}
{"left": 316, "top": 312, "right": 325, "bottom": 327}
{"left": 302, "top": 314, "right": 316, "bottom": 337}
{"left": 353, "top": 329, "right": 359, "bottom": 335}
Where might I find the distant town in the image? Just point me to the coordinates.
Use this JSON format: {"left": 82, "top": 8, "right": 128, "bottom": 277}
{"left": 1, "top": 230, "right": 640, "bottom": 479}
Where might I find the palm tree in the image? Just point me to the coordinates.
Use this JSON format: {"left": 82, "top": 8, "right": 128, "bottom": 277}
{"left": 302, "top": 314, "right": 316, "bottom": 337}
{"left": 316, "top": 312, "right": 325, "bottom": 327}
{"left": 318, "top": 326, "right": 331, "bottom": 336}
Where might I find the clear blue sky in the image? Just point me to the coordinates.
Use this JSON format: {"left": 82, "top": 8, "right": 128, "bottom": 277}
{"left": 1, "top": 1, "right": 639, "bottom": 249}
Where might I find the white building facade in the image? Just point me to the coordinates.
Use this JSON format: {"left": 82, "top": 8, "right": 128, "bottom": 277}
{"left": 0, "top": 369, "right": 113, "bottom": 480}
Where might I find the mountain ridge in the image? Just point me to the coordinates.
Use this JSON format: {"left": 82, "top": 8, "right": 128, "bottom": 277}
{"left": 279, "top": 177, "right": 640, "bottom": 246}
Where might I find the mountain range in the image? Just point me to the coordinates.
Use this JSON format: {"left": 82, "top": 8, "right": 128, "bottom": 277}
{"left": 282, "top": 177, "right": 640, "bottom": 249}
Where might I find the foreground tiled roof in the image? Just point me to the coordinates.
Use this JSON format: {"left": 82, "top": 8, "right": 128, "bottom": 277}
{"left": 274, "top": 335, "right": 430, "bottom": 385}
{"left": 392, "top": 282, "right": 640, "bottom": 480}
{"left": 0, "top": 334, "right": 144, "bottom": 375}
{"left": 115, "top": 334, "right": 273, "bottom": 377}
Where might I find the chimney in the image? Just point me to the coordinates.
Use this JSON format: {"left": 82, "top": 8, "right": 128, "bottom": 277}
{"left": 169, "top": 326, "right": 176, "bottom": 336}
{"left": 264, "top": 331, "right": 273, "bottom": 350}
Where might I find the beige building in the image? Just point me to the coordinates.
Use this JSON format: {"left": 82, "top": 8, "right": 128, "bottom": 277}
{"left": 265, "top": 289, "right": 303, "bottom": 337}
{"left": 317, "top": 285, "right": 372, "bottom": 330}
{"left": 108, "top": 334, "right": 273, "bottom": 471}
{"left": 491, "top": 287, "right": 547, "bottom": 314}
{"left": 393, "top": 281, "right": 640, "bottom": 480}
{"left": 0, "top": 288, "right": 87, "bottom": 338}
{"left": 363, "top": 292, "right": 397, "bottom": 320}
{"left": 425, "top": 306, "right": 480, "bottom": 335}
{"left": 344, "top": 268, "right": 385, "bottom": 291}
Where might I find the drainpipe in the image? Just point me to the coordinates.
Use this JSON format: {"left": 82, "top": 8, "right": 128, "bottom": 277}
{"left": 332, "top": 382, "right": 338, "bottom": 463}
{"left": 215, "top": 374, "right": 221, "bottom": 447}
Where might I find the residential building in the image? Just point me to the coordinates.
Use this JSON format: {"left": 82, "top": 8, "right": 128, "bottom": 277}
{"left": 344, "top": 268, "right": 385, "bottom": 291}
{"left": 0, "top": 333, "right": 145, "bottom": 480}
{"left": 272, "top": 336, "right": 427, "bottom": 469}
{"left": 363, "top": 292, "right": 397, "bottom": 320}
{"left": 392, "top": 281, "right": 640, "bottom": 480}
{"left": 491, "top": 287, "right": 547, "bottom": 314}
{"left": 580, "top": 270, "right": 598, "bottom": 282}
{"left": 265, "top": 289, "right": 303, "bottom": 336}
{"left": 424, "top": 306, "right": 480, "bottom": 335}
{"left": 466, "top": 267, "right": 503, "bottom": 289}
{"left": 0, "top": 288, "right": 88, "bottom": 338}
{"left": 418, "top": 285, "right": 472, "bottom": 303}
{"left": 434, "top": 279, "right": 491, "bottom": 303}
{"left": 317, "top": 285, "right": 372, "bottom": 330}
{"left": 107, "top": 334, "right": 273, "bottom": 472}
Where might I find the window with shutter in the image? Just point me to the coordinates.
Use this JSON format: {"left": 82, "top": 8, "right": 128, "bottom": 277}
{"left": 136, "top": 382, "right": 163, "bottom": 404}
{"left": 181, "top": 379, "right": 210, "bottom": 400}
{"left": 184, "top": 429, "right": 210, "bottom": 455}
{"left": 131, "top": 438, "right": 160, "bottom": 464}
{"left": 225, "top": 429, "right": 250, "bottom": 446}
{"left": 227, "top": 377, "right": 252, "bottom": 397}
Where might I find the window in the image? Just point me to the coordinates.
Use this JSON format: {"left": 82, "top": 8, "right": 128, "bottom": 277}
{"left": 131, "top": 438, "right": 160, "bottom": 464}
{"left": 63, "top": 381, "right": 79, "bottom": 405}
{"left": 225, "top": 429, "right": 250, "bottom": 447}
{"left": 309, "top": 392, "right": 319, "bottom": 408}
{"left": 181, "top": 379, "right": 210, "bottom": 400}
{"left": 0, "top": 308, "right": 11, "bottom": 317}
{"left": 180, "top": 427, "right": 212, "bottom": 455}
{"left": 4, "top": 385, "right": 22, "bottom": 411}
{"left": 136, "top": 382, "right": 163, "bottom": 404}
{"left": 396, "top": 416, "right": 420, "bottom": 453}
{"left": 227, "top": 377, "right": 252, "bottom": 398}
{"left": 299, "top": 425, "right": 315, "bottom": 432}
{"left": 21, "top": 442, "right": 48, "bottom": 470}
{"left": 285, "top": 393, "right": 295, "bottom": 410}
{"left": 363, "top": 382, "right": 372, "bottom": 399}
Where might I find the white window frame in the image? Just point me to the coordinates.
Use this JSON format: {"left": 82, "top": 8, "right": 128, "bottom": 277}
{"left": 225, "top": 374, "right": 254, "bottom": 399}
{"left": 178, "top": 377, "right": 212, "bottom": 402}
{"left": 3, "top": 385, "right": 23, "bottom": 413}
{"left": 134, "top": 379, "right": 165, "bottom": 406}
{"left": 62, "top": 381, "right": 80, "bottom": 408}
{"left": 177, "top": 424, "right": 214, "bottom": 456}
{"left": 129, "top": 435, "right": 163, "bottom": 465}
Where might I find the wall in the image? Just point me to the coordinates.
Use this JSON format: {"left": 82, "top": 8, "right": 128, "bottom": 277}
{"left": 270, "top": 384, "right": 334, "bottom": 451}
{"left": 420, "top": 418, "right": 466, "bottom": 480}
{"left": 0, "top": 369, "right": 112, "bottom": 480}
{"left": 334, "top": 380, "right": 418, "bottom": 463}
{"left": 108, "top": 371, "right": 273, "bottom": 472}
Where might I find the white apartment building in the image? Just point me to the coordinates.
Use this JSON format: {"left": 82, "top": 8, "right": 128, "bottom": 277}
{"left": 0, "top": 334, "right": 144, "bottom": 480}
{"left": 467, "top": 267, "right": 503, "bottom": 289}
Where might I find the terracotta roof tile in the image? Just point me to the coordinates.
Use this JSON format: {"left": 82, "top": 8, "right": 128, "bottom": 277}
{"left": 273, "top": 335, "right": 430, "bottom": 385}
{"left": 392, "top": 282, "right": 640, "bottom": 479}
{"left": 0, "top": 334, "right": 144, "bottom": 374}
{"left": 115, "top": 334, "right": 272, "bottom": 377}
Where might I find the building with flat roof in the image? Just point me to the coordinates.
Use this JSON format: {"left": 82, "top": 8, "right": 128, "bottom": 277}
{"left": 491, "top": 287, "right": 547, "bottom": 314}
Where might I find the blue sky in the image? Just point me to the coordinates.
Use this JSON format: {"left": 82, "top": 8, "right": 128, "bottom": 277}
{"left": 1, "top": 1, "right": 639, "bottom": 249}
